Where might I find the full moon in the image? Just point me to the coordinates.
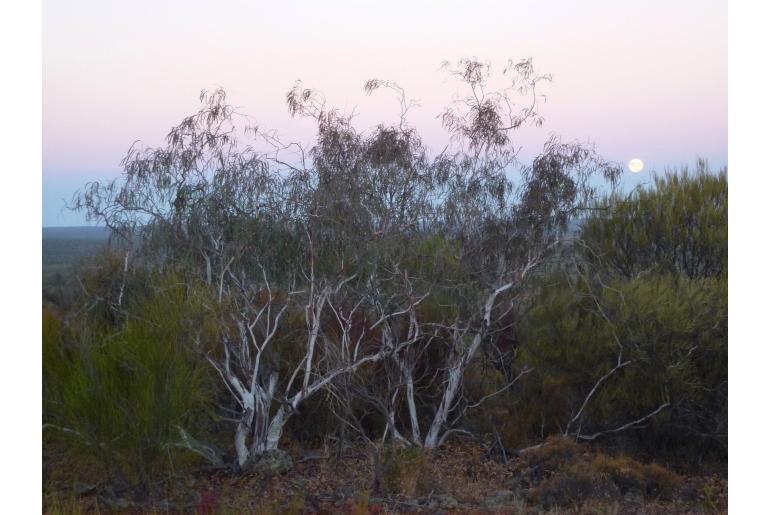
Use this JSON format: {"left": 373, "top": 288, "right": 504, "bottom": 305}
{"left": 628, "top": 158, "right": 644, "bottom": 173}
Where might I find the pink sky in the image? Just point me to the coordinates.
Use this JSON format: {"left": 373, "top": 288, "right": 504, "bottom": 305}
{"left": 43, "top": 0, "right": 726, "bottom": 225}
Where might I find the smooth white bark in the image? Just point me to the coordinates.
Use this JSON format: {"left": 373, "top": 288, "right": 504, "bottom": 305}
{"left": 212, "top": 275, "right": 401, "bottom": 467}
{"left": 423, "top": 282, "right": 513, "bottom": 448}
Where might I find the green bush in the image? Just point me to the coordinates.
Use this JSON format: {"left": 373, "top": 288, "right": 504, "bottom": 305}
{"left": 579, "top": 161, "right": 727, "bottom": 279}
{"left": 516, "top": 273, "right": 727, "bottom": 459}
{"left": 43, "top": 272, "right": 216, "bottom": 487}
{"left": 509, "top": 169, "right": 727, "bottom": 459}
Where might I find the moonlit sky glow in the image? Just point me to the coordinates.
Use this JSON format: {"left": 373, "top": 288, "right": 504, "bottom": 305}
{"left": 43, "top": 0, "right": 726, "bottom": 226}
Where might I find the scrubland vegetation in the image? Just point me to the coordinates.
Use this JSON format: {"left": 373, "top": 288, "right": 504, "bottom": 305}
{"left": 43, "top": 59, "right": 727, "bottom": 513}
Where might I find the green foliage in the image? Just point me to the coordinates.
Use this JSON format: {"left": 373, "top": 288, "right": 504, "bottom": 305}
{"left": 508, "top": 168, "right": 728, "bottom": 457}
{"left": 580, "top": 161, "right": 727, "bottom": 279}
{"left": 405, "top": 233, "right": 464, "bottom": 283}
{"left": 43, "top": 272, "right": 216, "bottom": 485}
{"left": 516, "top": 272, "right": 727, "bottom": 457}
{"left": 45, "top": 166, "right": 728, "bottom": 485}
{"left": 43, "top": 493, "right": 88, "bottom": 515}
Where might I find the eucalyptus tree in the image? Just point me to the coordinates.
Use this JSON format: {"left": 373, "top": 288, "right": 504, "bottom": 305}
{"left": 74, "top": 57, "right": 622, "bottom": 461}
{"left": 73, "top": 89, "right": 416, "bottom": 469}
{"left": 408, "top": 59, "right": 621, "bottom": 449}
{"left": 287, "top": 58, "right": 622, "bottom": 449}
{"left": 73, "top": 89, "right": 301, "bottom": 282}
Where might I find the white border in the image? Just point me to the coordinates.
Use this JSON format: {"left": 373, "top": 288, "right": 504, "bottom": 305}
{"left": 0, "top": 0, "right": 43, "bottom": 511}
{"left": 728, "top": 1, "right": 770, "bottom": 512}
{"left": 0, "top": 0, "right": 755, "bottom": 511}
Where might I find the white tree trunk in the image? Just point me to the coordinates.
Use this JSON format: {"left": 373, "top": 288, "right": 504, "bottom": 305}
{"left": 211, "top": 273, "right": 414, "bottom": 468}
{"left": 234, "top": 410, "right": 252, "bottom": 467}
{"left": 235, "top": 405, "right": 288, "bottom": 467}
{"left": 423, "top": 283, "right": 511, "bottom": 448}
{"left": 424, "top": 356, "right": 465, "bottom": 448}
{"left": 405, "top": 372, "right": 421, "bottom": 444}
{"left": 253, "top": 406, "right": 287, "bottom": 454}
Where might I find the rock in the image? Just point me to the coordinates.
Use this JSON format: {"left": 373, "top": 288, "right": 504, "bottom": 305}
{"left": 242, "top": 449, "right": 293, "bottom": 476}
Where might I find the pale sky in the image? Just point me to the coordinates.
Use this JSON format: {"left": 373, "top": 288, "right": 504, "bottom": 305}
{"left": 43, "top": 0, "right": 727, "bottom": 226}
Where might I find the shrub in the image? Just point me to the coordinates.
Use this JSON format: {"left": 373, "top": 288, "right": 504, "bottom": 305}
{"left": 43, "top": 493, "right": 88, "bottom": 515}
{"left": 530, "top": 460, "right": 619, "bottom": 508}
{"left": 497, "top": 407, "right": 536, "bottom": 451}
{"left": 380, "top": 445, "right": 431, "bottom": 496}
{"left": 516, "top": 272, "right": 727, "bottom": 460}
{"left": 43, "top": 272, "right": 216, "bottom": 488}
{"left": 591, "top": 454, "right": 682, "bottom": 500}
{"left": 527, "top": 447, "right": 682, "bottom": 508}
{"left": 579, "top": 162, "right": 727, "bottom": 279}
{"left": 520, "top": 435, "right": 581, "bottom": 474}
